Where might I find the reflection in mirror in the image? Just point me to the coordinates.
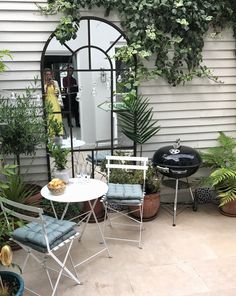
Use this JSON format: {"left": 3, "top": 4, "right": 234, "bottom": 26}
{"left": 42, "top": 17, "right": 134, "bottom": 178}
{"left": 43, "top": 18, "right": 129, "bottom": 145}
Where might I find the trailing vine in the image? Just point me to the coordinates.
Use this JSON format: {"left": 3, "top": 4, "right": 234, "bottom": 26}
{"left": 40, "top": 0, "right": 236, "bottom": 86}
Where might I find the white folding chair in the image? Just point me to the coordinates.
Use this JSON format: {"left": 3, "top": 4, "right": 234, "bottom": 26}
{"left": 0, "top": 197, "right": 81, "bottom": 296}
{"left": 86, "top": 138, "right": 121, "bottom": 179}
{"left": 102, "top": 155, "right": 148, "bottom": 248}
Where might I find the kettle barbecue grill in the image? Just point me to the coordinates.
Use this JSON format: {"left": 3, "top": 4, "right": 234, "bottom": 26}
{"left": 152, "top": 139, "right": 202, "bottom": 226}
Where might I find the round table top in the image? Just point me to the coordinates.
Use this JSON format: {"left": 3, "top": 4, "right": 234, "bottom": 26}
{"left": 62, "top": 138, "right": 85, "bottom": 149}
{"left": 41, "top": 178, "right": 108, "bottom": 203}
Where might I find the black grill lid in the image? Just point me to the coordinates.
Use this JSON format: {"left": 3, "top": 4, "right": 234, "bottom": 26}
{"left": 153, "top": 139, "right": 202, "bottom": 168}
{"left": 153, "top": 145, "right": 201, "bottom": 168}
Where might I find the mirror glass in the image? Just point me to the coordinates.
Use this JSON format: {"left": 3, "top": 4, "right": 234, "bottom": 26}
{"left": 43, "top": 18, "right": 128, "bottom": 143}
{"left": 42, "top": 17, "right": 133, "bottom": 176}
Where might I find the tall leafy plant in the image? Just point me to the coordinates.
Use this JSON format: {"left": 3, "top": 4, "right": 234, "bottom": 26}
{"left": 201, "top": 132, "right": 236, "bottom": 207}
{"left": 0, "top": 83, "right": 47, "bottom": 173}
{"left": 116, "top": 91, "right": 160, "bottom": 156}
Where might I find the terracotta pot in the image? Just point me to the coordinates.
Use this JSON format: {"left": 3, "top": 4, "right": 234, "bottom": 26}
{"left": 129, "top": 192, "right": 161, "bottom": 221}
{"left": 25, "top": 184, "right": 42, "bottom": 206}
{"left": 82, "top": 197, "right": 105, "bottom": 223}
{"left": 219, "top": 200, "right": 236, "bottom": 217}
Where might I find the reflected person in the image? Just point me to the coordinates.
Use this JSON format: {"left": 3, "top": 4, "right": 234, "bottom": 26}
{"left": 44, "top": 68, "right": 63, "bottom": 135}
{"left": 63, "top": 66, "right": 80, "bottom": 127}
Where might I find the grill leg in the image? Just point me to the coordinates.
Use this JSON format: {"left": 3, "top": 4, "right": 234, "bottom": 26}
{"left": 173, "top": 178, "right": 179, "bottom": 226}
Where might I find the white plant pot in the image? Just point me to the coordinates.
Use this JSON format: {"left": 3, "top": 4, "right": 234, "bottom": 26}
{"left": 54, "top": 169, "right": 70, "bottom": 184}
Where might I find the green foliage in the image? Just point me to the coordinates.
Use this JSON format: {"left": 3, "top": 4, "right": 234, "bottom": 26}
{"left": 0, "top": 81, "right": 47, "bottom": 169}
{"left": 116, "top": 91, "right": 160, "bottom": 155}
{"left": 208, "top": 168, "right": 236, "bottom": 207}
{"left": 201, "top": 132, "right": 236, "bottom": 206}
{"left": 1, "top": 172, "right": 40, "bottom": 205}
{"left": 201, "top": 131, "right": 236, "bottom": 170}
{"left": 0, "top": 50, "right": 12, "bottom": 73}
{"left": 40, "top": 0, "right": 236, "bottom": 85}
{"left": 109, "top": 162, "right": 160, "bottom": 194}
{"left": 48, "top": 142, "right": 69, "bottom": 170}
{"left": 40, "top": 198, "right": 82, "bottom": 221}
{"left": 0, "top": 161, "right": 16, "bottom": 192}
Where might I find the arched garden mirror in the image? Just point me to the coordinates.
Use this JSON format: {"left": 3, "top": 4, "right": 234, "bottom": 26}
{"left": 41, "top": 16, "right": 135, "bottom": 179}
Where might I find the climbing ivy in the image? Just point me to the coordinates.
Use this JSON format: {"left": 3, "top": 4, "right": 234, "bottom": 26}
{"left": 40, "top": 0, "right": 236, "bottom": 85}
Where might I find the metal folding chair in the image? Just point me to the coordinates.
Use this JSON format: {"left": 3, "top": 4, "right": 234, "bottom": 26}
{"left": 0, "top": 197, "right": 81, "bottom": 296}
{"left": 102, "top": 155, "right": 148, "bottom": 248}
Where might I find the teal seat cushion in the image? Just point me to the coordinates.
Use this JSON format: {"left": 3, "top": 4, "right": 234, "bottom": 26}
{"left": 87, "top": 151, "right": 111, "bottom": 164}
{"left": 12, "top": 215, "right": 76, "bottom": 253}
{"left": 106, "top": 183, "right": 143, "bottom": 202}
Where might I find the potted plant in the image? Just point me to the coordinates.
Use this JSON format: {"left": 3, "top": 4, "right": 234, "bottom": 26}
{"left": 0, "top": 244, "right": 24, "bottom": 296}
{"left": 47, "top": 142, "right": 70, "bottom": 183}
{"left": 0, "top": 81, "right": 47, "bottom": 173}
{"left": 200, "top": 131, "right": 236, "bottom": 216}
{"left": 109, "top": 161, "right": 161, "bottom": 221}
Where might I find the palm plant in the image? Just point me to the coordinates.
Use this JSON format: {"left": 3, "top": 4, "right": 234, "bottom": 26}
{"left": 116, "top": 90, "right": 160, "bottom": 156}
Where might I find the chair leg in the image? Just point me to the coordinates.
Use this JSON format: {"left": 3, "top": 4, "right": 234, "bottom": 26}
{"left": 13, "top": 239, "right": 81, "bottom": 296}
{"left": 49, "top": 240, "right": 81, "bottom": 296}
{"left": 138, "top": 204, "right": 143, "bottom": 249}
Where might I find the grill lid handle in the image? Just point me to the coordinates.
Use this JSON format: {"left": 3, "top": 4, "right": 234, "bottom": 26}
{"left": 173, "top": 138, "right": 181, "bottom": 149}
{"left": 156, "top": 165, "right": 170, "bottom": 173}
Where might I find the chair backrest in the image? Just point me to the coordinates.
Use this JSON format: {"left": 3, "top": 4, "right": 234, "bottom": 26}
{"left": 90, "top": 138, "right": 120, "bottom": 165}
{"left": 106, "top": 155, "right": 148, "bottom": 192}
{"left": 0, "top": 197, "right": 51, "bottom": 251}
{"left": 0, "top": 197, "right": 44, "bottom": 224}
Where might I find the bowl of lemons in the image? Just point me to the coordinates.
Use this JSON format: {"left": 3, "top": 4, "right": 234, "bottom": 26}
{"left": 47, "top": 178, "right": 66, "bottom": 195}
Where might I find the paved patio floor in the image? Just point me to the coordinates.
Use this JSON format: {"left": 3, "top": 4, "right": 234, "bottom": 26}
{"left": 14, "top": 202, "right": 236, "bottom": 296}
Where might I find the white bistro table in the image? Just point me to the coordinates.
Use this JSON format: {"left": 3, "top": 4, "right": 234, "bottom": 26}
{"left": 41, "top": 178, "right": 111, "bottom": 266}
{"left": 61, "top": 138, "right": 85, "bottom": 149}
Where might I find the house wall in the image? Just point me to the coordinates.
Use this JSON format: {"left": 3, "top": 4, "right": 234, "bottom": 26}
{"left": 1, "top": 1, "right": 236, "bottom": 184}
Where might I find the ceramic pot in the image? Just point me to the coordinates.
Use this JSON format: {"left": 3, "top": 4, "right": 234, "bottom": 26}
{"left": 53, "top": 136, "right": 63, "bottom": 145}
{"left": 129, "top": 192, "right": 161, "bottom": 221}
{"left": 54, "top": 169, "right": 70, "bottom": 184}
{"left": 219, "top": 200, "right": 236, "bottom": 217}
{"left": 0, "top": 271, "right": 24, "bottom": 296}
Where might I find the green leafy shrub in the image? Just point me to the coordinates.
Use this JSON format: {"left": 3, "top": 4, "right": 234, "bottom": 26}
{"left": 39, "top": 0, "right": 236, "bottom": 85}
{"left": 201, "top": 132, "right": 236, "bottom": 207}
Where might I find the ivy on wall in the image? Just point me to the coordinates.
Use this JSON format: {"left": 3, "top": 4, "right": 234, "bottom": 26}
{"left": 0, "top": 50, "right": 11, "bottom": 73}
{"left": 40, "top": 0, "right": 236, "bottom": 86}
